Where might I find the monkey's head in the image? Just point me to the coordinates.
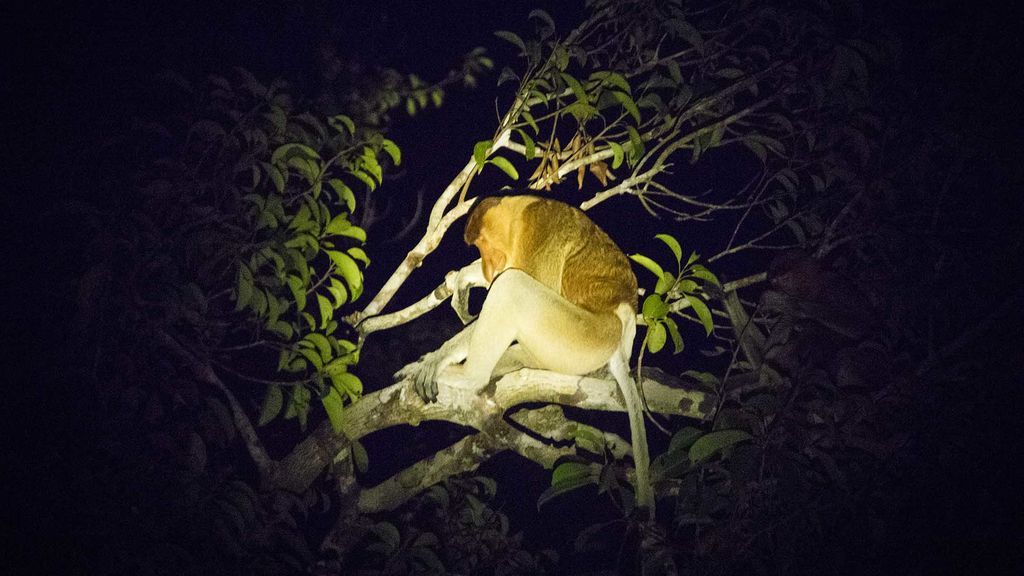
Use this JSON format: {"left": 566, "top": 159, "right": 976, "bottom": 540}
{"left": 463, "top": 197, "right": 502, "bottom": 246}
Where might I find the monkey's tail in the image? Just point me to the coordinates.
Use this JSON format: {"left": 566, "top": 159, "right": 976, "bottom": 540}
{"left": 611, "top": 304, "right": 654, "bottom": 519}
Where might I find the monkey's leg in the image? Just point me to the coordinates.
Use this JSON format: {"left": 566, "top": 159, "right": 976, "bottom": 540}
{"left": 463, "top": 269, "right": 621, "bottom": 385}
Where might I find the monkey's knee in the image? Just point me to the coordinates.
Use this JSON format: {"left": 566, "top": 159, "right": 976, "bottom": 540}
{"left": 482, "top": 269, "right": 538, "bottom": 308}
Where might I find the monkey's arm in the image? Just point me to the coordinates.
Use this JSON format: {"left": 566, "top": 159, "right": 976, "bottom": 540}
{"left": 451, "top": 259, "right": 487, "bottom": 325}
{"left": 394, "top": 324, "right": 475, "bottom": 402}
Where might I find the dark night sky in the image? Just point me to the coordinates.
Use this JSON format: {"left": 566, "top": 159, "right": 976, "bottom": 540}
{"left": 3, "top": 0, "right": 1024, "bottom": 572}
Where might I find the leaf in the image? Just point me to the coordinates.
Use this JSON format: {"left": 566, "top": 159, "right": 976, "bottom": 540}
{"left": 473, "top": 139, "right": 492, "bottom": 167}
{"left": 497, "top": 66, "right": 519, "bottom": 86}
{"left": 258, "top": 385, "right": 283, "bottom": 426}
{"left": 611, "top": 91, "right": 641, "bottom": 123}
{"left": 538, "top": 462, "right": 597, "bottom": 509}
{"left": 655, "top": 234, "right": 682, "bottom": 267}
{"left": 371, "top": 522, "right": 401, "bottom": 552}
{"left": 317, "top": 294, "right": 333, "bottom": 329}
{"left": 684, "top": 293, "right": 714, "bottom": 336}
{"left": 271, "top": 143, "right": 320, "bottom": 166}
{"left": 321, "top": 386, "right": 344, "bottom": 433}
{"left": 592, "top": 70, "right": 630, "bottom": 93}
{"left": 521, "top": 111, "right": 539, "bottom": 134}
{"left": 528, "top": 9, "right": 555, "bottom": 38}
{"left": 629, "top": 253, "right": 665, "bottom": 279}
{"left": 328, "top": 114, "right": 355, "bottom": 136}
{"left": 626, "top": 126, "right": 645, "bottom": 166}
{"left": 235, "top": 263, "right": 253, "bottom": 311}
{"left": 350, "top": 169, "right": 376, "bottom": 191}
{"left": 488, "top": 156, "right": 519, "bottom": 180}
{"left": 327, "top": 250, "right": 363, "bottom": 296}
{"left": 515, "top": 129, "right": 536, "bottom": 160}
{"left": 328, "top": 179, "right": 356, "bottom": 212}
{"left": 347, "top": 246, "right": 370, "bottom": 266}
{"left": 320, "top": 282, "right": 346, "bottom": 311}
{"left": 665, "top": 19, "right": 703, "bottom": 52}
{"left": 494, "top": 30, "right": 526, "bottom": 54}
{"left": 286, "top": 275, "right": 306, "bottom": 312}
{"left": 646, "top": 322, "right": 667, "bottom": 353}
{"left": 380, "top": 138, "right": 401, "bottom": 166}
{"left": 689, "top": 429, "right": 752, "bottom": 463}
{"left": 642, "top": 294, "right": 669, "bottom": 321}
{"left": 573, "top": 424, "right": 605, "bottom": 455}
{"left": 330, "top": 371, "right": 363, "bottom": 401}
{"left": 655, "top": 272, "right": 675, "bottom": 295}
{"left": 688, "top": 264, "right": 720, "bottom": 286}
{"left": 608, "top": 141, "right": 624, "bottom": 169}
{"left": 664, "top": 317, "right": 684, "bottom": 353}
{"left": 559, "top": 72, "right": 588, "bottom": 105}
{"left": 302, "top": 333, "right": 332, "bottom": 363}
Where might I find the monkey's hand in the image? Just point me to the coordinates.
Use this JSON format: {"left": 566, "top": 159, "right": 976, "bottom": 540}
{"left": 394, "top": 350, "right": 452, "bottom": 403}
{"left": 451, "top": 259, "right": 487, "bottom": 325}
{"left": 395, "top": 326, "right": 473, "bottom": 403}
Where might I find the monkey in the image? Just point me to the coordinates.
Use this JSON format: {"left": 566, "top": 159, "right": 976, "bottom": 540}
{"left": 395, "top": 195, "right": 654, "bottom": 516}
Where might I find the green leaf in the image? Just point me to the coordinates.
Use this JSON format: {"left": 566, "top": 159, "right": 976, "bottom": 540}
{"left": 665, "top": 18, "right": 703, "bottom": 52}
{"left": 573, "top": 424, "right": 605, "bottom": 455}
{"left": 347, "top": 247, "right": 370, "bottom": 266}
{"left": 592, "top": 71, "right": 630, "bottom": 94}
{"left": 302, "top": 333, "right": 332, "bottom": 363}
{"left": 664, "top": 317, "right": 684, "bottom": 353}
{"left": 655, "top": 234, "right": 683, "bottom": 266}
{"left": 317, "top": 294, "right": 333, "bottom": 329}
{"left": 494, "top": 30, "right": 526, "bottom": 53}
{"left": 326, "top": 277, "right": 349, "bottom": 308}
{"left": 528, "top": 8, "right": 555, "bottom": 38}
{"left": 258, "top": 385, "right": 283, "bottom": 426}
{"left": 684, "top": 293, "right": 714, "bottom": 336}
{"left": 642, "top": 294, "right": 669, "bottom": 321}
{"left": 611, "top": 91, "right": 641, "bottom": 123}
{"left": 266, "top": 164, "right": 285, "bottom": 193}
{"left": 271, "top": 143, "right": 320, "bottom": 166}
{"left": 689, "top": 264, "right": 720, "bottom": 286}
{"left": 328, "top": 114, "right": 355, "bottom": 135}
{"left": 629, "top": 253, "right": 665, "bottom": 279}
{"left": 521, "top": 111, "right": 539, "bottom": 134}
{"left": 515, "top": 129, "right": 536, "bottom": 160}
{"left": 327, "top": 250, "right": 362, "bottom": 296}
{"left": 329, "top": 371, "right": 363, "bottom": 401}
{"left": 655, "top": 272, "right": 674, "bottom": 295}
{"left": 286, "top": 275, "right": 306, "bottom": 311}
{"left": 350, "top": 169, "right": 376, "bottom": 191}
{"left": 646, "top": 321, "right": 667, "bottom": 353}
{"left": 627, "top": 126, "right": 644, "bottom": 166}
{"left": 321, "top": 386, "right": 344, "bottom": 433}
{"left": 678, "top": 279, "right": 698, "bottom": 293}
{"left": 538, "top": 462, "right": 597, "bottom": 509}
{"left": 608, "top": 141, "right": 624, "bottom": 169}
{"left": 473, "top": 139, "right": 492, "bottom": 167}
{"left": 488, "top": 156, "right": 519, "bottom": 180}
{"left": 689, "top": 429, "right": 751, "bottom": 463}
{"left": 381, "top": 138, "right": 401, "bottom": 166}
{"left": 325, "top": 213, "right": 352, "bottom": 236}
{"left": 235, "top": 263, "right": 253, "bottom": 311}
{"left": 559, "top": 72, "right": 588, "bottom": 105}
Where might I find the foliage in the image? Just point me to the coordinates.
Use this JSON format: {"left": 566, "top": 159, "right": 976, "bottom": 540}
{"left": 343, "top": 477, "right": 558, "bottom": 575}
{"left": 59, "top": 0, "right": 1010, "bottom": 574}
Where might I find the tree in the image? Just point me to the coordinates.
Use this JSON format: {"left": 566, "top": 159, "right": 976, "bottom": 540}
{"left": 67, "top": 1, "right": 1019, "bottom": 574}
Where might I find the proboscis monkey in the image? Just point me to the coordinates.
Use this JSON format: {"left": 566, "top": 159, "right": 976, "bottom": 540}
{"left": 395, "top": 195, "right": 654, "bottom": 516}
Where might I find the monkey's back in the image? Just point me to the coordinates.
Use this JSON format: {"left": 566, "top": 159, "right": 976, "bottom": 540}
{"left": 517, "top": 197, "right": 637, "bottom": 314}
